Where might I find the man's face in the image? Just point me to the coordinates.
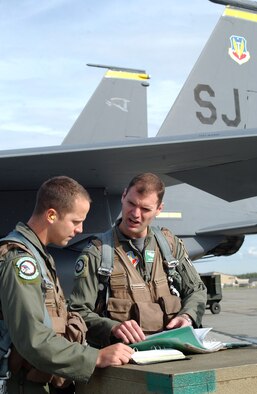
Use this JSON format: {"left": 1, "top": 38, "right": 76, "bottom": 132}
{"left": 119, "top": 185, "right": 163, "bottom": 238}
{"left": 48, "top": 195, "right": 90, "bottom": 246}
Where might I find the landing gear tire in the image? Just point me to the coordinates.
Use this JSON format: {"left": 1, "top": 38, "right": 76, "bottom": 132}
{"left": 210, "top": 302, "right": 221, "bottom": 314}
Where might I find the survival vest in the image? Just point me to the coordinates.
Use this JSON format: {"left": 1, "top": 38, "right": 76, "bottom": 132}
{"left": 92, "top": 226, "right": 182, "bottom": 334}
{"left": 0, "top": 231, "right": 87, "bottom": 389}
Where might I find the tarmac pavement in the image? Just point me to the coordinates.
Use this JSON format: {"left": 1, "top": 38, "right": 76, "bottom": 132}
{"left": 202, "top": 287, "right": 257, "bottom": 345}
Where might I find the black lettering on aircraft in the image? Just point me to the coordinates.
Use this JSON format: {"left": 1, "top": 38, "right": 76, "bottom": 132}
{"left": 194, "top": 84, "right": 216, "bottom": 125}
{"left": 194, "top": 84, "right": 241, "bottom": 127}
{"left": 221, "top": 88, "right": 241, "bottom": 127}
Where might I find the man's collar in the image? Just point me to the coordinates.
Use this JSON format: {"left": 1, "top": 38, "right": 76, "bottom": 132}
{"left": 115, "top": 220, "right": 152, "bottom": 242}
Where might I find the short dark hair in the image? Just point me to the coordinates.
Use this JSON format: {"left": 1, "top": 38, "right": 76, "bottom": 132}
{"left": 126, "top": 173, "right": 165, "bottom": 205}
{"left": 33, "top": 176, "right": 91, "bottom": 216}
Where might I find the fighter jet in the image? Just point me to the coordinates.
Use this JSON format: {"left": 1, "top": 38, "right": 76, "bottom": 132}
{"left": 1, "top": 0, "right": 257, "bottom": 295}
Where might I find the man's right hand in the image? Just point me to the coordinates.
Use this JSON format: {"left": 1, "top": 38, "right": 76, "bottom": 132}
{"left": 111, "top": 319, "right": 145, "bottom": 344}
{"left": 96, "top": 343, "right": 134, "bottom": 368}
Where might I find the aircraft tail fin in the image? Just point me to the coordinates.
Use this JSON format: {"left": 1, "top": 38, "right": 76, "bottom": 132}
{"left": 62, "top": 64, "right": 150, "bottom": 145}
{"left": 157, "top": 0, "right": 257, "bottom": 137}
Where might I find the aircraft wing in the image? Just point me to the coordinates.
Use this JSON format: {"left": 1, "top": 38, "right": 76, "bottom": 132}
{"left": 2, "top": 129, "right": 257, "bottom": 201}
{"left": 197, "top": 220, "right": 257, "bottom": 236}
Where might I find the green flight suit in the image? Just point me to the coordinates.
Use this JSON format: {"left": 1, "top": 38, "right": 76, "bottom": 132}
{"left": 0, "top": 222, "right": 99, "bottom": 394}
{"left": 68, "top": 224, "right": 207, "bottom": 348}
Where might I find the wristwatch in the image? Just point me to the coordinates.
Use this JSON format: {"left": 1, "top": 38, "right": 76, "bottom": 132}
{"left": 181, "top": 314, "right": 192, "bottom": 325}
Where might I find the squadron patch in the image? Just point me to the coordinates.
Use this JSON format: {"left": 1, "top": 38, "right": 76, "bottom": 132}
{"left": 15, "top": 257, "right": 40, "bottom": 281}
{"left": 74, "top": 256, "right": 88, "bottom": 277}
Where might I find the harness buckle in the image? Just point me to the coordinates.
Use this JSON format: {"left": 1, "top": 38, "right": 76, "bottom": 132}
{"left": 97, "top": 267, "right": 113, "bottom": 277}
{"left": 164, "top": 259, "right": 179, "bottom": 269}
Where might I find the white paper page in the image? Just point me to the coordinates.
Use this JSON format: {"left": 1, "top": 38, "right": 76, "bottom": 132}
{"left": 131, "top": 349, "right": 185, "bottom": 364}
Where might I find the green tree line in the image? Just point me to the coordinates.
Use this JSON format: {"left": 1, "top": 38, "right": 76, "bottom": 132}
{"left": 237, "top": 272, "right": 257, "bottom": 279}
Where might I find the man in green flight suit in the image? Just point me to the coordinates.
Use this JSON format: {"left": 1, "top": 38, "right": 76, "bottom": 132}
{"left": 0, "top": 176, "right": 133, "bottom": 394}
{"left": 68, "top": 173, "right": 207, "bottom": 348}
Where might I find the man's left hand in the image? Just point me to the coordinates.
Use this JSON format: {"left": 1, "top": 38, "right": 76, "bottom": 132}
{"left": 166, "top": 314, "right": 192, "bottom": 329}
{"left": 111, "top": 320, "right": 146, "bottom": 344}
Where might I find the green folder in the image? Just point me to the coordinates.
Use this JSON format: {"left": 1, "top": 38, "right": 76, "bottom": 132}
{"left": 129, "top": 326, "right": 224, "bottom": 354}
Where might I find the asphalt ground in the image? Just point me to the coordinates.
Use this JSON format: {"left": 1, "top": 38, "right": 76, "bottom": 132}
{"left": 202, "top": 287, "right": 257, "bottom": 344}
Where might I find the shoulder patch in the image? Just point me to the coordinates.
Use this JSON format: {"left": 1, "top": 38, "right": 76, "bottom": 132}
{"left": 74, "top": 255, "right": 88, "bottom": 278}
{"left": 15, "top": 257, "right": 40, "bottom": 282}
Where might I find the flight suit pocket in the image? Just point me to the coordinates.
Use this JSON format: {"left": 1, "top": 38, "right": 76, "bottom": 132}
{"left": 132, "top": 302, "right": 164, "bottom": 334}
{"left": 107, "top": 297, "right": 132, "bottom": 322}
{"left": 159, "top": 295, "right": 181, "bottom": 326}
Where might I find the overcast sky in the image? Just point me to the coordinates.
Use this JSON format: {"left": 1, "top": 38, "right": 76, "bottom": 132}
{"left": 1, "top": 0, "right": 257, "bottom": 275}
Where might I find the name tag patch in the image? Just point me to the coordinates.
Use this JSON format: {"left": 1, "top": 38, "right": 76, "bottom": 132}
{"left": 145, "top": 250, "right": 155, "bottom": 263}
